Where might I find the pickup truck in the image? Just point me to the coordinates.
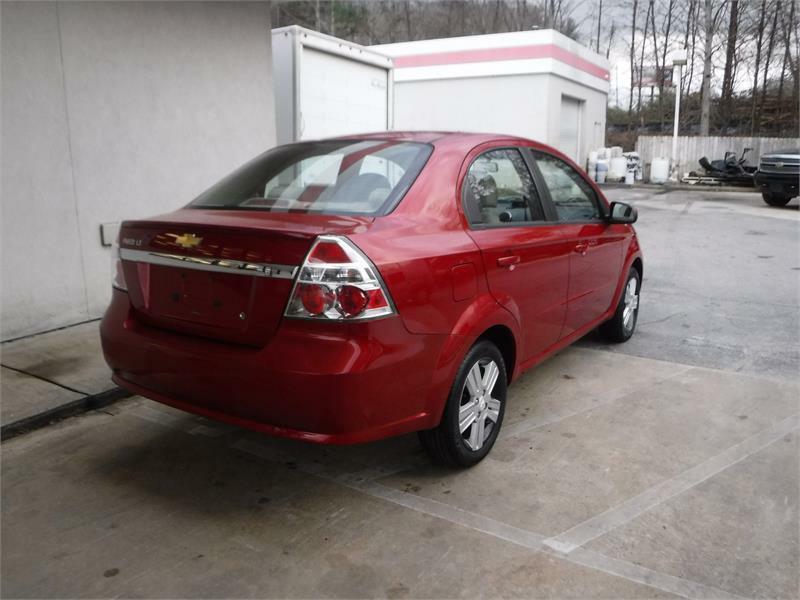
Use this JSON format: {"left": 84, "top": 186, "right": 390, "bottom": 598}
{"left": 755, "top": 149, "right": 799, "bottom": 207}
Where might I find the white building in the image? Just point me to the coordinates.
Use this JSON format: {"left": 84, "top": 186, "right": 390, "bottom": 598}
{"left": 372, "top": 29, "right": 609, "bottom": 168}
{"left": 1, "top": 1, "right": 277, "bottom": 340}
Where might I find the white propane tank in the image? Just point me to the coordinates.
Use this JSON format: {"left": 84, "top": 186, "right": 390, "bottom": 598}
{"left": 625, "top": 170, "right": 635, "bottom": 185}
{"left": 650, "top": 158, "right": 670, "bottom": 184}
{"left": 586, "top": 161, "right": 597, "bottom": 181}
{"left": 610, "top": 146, "right": 624, "bottom": 158}
{"left": 595, "top": 160, "right": 609, "bottom": 183}
{"left": 609, "top": 157, "right": 628, "bottom": 181}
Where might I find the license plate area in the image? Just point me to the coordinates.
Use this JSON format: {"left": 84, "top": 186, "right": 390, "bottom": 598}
{"left": 149, "top": 265, "right": 256, "bottom": 330}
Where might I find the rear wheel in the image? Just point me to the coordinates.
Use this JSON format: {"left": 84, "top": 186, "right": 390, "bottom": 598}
{"left": 762, "top": 192, "right": 792, "bottom": 207}
{"left": 419, "top": 341, "right": 507, "bottom": 467}
{"left": 600, "top": 268, "right": 640, "bottom": 343}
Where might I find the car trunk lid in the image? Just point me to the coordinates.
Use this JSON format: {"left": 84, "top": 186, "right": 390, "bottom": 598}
{"left": 118, "top": 209, "right": 373, "bottom": 346}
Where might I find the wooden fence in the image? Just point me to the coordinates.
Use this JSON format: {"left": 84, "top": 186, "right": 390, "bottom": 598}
{"left": 634, "top": 135, "right": 798, "bottom": 175}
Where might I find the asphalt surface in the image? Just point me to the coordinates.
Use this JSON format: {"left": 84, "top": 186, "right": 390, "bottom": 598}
{"left": 2, "top": 188, "right": 798, "bottom": 599}
{"left": 581, "top": 188, "right": 799, "bottom": 381}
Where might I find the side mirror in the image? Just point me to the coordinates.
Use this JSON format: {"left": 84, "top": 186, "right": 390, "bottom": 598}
{"left": 608, "top": 201, "right": 638, "bottom": 224}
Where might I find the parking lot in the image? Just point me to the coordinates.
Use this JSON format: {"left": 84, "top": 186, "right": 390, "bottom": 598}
{"left": 2, "top": 188, "right": 798, "bottom": 599}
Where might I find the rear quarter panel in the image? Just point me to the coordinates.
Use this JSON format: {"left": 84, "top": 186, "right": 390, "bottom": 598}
{"left": 351, "top": 141, "right": 524, "bottom": 421}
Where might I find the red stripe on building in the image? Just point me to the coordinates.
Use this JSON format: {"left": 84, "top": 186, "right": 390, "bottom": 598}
{"left": 393, "top": 43, "right": 610, "bottom": 81}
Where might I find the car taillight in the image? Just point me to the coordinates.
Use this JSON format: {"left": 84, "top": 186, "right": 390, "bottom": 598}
{"left": 285, "top": 235, "right": 395, "bottom": 320}
{"left": 111, "top": 236, "right": 127, "bottom": 292}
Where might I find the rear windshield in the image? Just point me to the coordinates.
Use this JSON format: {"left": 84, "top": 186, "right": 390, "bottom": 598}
{"left": 189, "top": 140, "right": 432, "bottom": 216}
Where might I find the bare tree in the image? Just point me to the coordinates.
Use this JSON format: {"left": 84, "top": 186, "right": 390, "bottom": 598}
{"left": 681, "top": 0, "right": 699, "bottom": 130}
{"left": 749, "top": 0, "right": 767, "bottom": 134}
{"left": 638, "top": 0, "right": 653, "bottom": 119}
{"left": 655, "top": 0, "right": 676, "bottom": 131}
{"left": 649, "top": 0, "right": 657, "bottom": 104}
{"left": 720, "top": 0, "right": 739, "bottom": 130}
{"left": 776, "top": 0, "right": 794, "bottom": 123}
{"left": 759, "top": 0, "right": 781, "bottom": 126}
{"left": 628, "top": 0, "right": 639, "bottom": 115}
{"left": 700, "top": 0, "right": 727, "bottom": 135}
{"left": 606, "top": 21, "right": 616, "bottom": 58}
{"left": 596, "top": 0, "right": 603, "bottom": 53}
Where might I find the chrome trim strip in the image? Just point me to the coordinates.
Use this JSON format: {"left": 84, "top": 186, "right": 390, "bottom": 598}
{"left": 119, "top": 248, "right": 297, "bottom": 279}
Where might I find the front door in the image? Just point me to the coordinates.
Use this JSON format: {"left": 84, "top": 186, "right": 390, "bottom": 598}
{"left": 531, "top": 151, "right": 624, "bottom": 336}
{"left": 462, "top": 147, "right": 571, "bottom": 361}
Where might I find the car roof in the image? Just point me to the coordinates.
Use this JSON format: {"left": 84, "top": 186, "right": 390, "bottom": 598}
{"left": 329, "top": 130, "right": 544, "bottom": 149}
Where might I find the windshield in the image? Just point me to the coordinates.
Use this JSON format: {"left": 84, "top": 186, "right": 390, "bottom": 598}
{"left": 189, "top": 140, "right": 432, "bottom": 216}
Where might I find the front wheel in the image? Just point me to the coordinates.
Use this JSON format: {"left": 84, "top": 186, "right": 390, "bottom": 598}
{"left": 600, "top": 268, "right": 640, "bottom": 343}
{"left": 762, "top": 192, "right": 792, "bottom": 207}
{"left": 419, "top": 341, "right": 507, "bottom": 467}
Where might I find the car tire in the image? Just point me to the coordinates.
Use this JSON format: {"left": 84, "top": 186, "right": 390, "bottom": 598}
{"left": 762, "top": 192, "right": 792, "bottom": 207}
{"left": 600, "top": 268, "right": 641, "bottom": 343}
{"left": 418, "top": 340, "right": 507, "bottom": 468}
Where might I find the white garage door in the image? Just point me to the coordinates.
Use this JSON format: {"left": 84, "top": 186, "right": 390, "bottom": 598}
{"left": 559, "top": 96, "right": 582, "bottom": 163}
{"left": 299, "top": 48, "right": 389, "bottom": 140}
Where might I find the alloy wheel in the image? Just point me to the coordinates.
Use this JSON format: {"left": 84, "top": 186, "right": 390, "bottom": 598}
{"left": 459, "top": 359, "right": 502, "bottom": 451}
{"left": 622, "top": 277, "right": 639, "bottom": 332}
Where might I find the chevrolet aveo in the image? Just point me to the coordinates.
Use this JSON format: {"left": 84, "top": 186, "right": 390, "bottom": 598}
{"left": 101, "top": 132, "right": 642, "bottom": 467}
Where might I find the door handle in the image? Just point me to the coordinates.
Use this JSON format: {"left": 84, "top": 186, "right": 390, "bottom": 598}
{"left": 574, "top": 242, "right": 589, "bottom": 255}
{"left": 497, "top": 255, "right": 521, "bottom": 269}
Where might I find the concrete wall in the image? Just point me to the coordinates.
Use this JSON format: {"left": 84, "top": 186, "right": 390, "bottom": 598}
{"left": 392, "top": 72, "right": 606, "bottom": 168}
{"left": 1, "top": 1, "right": 276, "bottom": 340}
{"left": 392, "top": 73, "right": 551, "bottom": 142}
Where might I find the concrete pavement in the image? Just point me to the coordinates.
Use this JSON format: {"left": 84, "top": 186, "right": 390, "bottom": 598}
{"left": 1, "top": 348, "right": 796, "bottom": 598}
{"left": 1, "top": 321, "right": 127, "bottom": 438}
{"left": 582, "top": 188, "right": 799, "bottom": 381}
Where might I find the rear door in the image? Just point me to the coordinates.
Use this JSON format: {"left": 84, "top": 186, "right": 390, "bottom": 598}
{"left": 530, "top": 151, "right": 624, "bottom": 336}
{"left": 463, "top": 147, "right": 570, "bottom": 362}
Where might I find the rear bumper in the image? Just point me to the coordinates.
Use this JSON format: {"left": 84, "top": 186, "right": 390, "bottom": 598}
{"left": 101, "top": 290, "right": 452, "bottom": 444}
{"left": 754, "top": 172, "right": 799, "bottom": 197}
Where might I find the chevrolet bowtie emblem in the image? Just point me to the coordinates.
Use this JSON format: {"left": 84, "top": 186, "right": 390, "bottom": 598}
{"left": 174, "top": 233, "right": 203, "bottom": 249}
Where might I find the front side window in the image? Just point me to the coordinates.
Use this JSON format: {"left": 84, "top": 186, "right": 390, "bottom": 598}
{"left": 463, "top": 148, "right": 546, "bottom": 226}
{"left": 190, "top": 140, "right": 432, "bottom": 216}
{"left": 534, "top": 152, "right": 601, "bottom": 222}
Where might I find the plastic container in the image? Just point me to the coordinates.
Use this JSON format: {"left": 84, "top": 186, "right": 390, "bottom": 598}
{"left": 625, "top": 170, "right": 635, "bottom": 185}
{"left": 650, "top": 158, "right": 670, "bottom": 184}
{"left": 595, "top": 160, "right": 608, "bottom": 183}
{"left": 609, "top": 157, "right": 628, "bottom": 181}
{"left": 623, "top": 151, "right": 642, "bottom": 181}
{"left": 588, "top": 150, "right": 599, "bottom": 163}
{"left": 610, "top": 146, "right": 623, "bottom": 158}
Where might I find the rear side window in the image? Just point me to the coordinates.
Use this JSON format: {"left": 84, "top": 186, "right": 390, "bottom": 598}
{"left": 533, "top": 152, "right": 601, "bottom": 222}
{"left": 190, "top": 140, "right": 432, "bottom": 216}
{"left": 463, "top": 148, "right": 546, "bottom": 226}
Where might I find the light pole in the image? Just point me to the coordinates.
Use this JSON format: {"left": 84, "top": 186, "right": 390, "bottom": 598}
{"left": 670, "top": 49, "right": 688, "bottom": 180}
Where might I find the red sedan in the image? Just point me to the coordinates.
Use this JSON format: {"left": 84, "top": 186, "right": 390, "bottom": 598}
{"left": 101, "top": 132, "right": 642, "bottom": 467}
